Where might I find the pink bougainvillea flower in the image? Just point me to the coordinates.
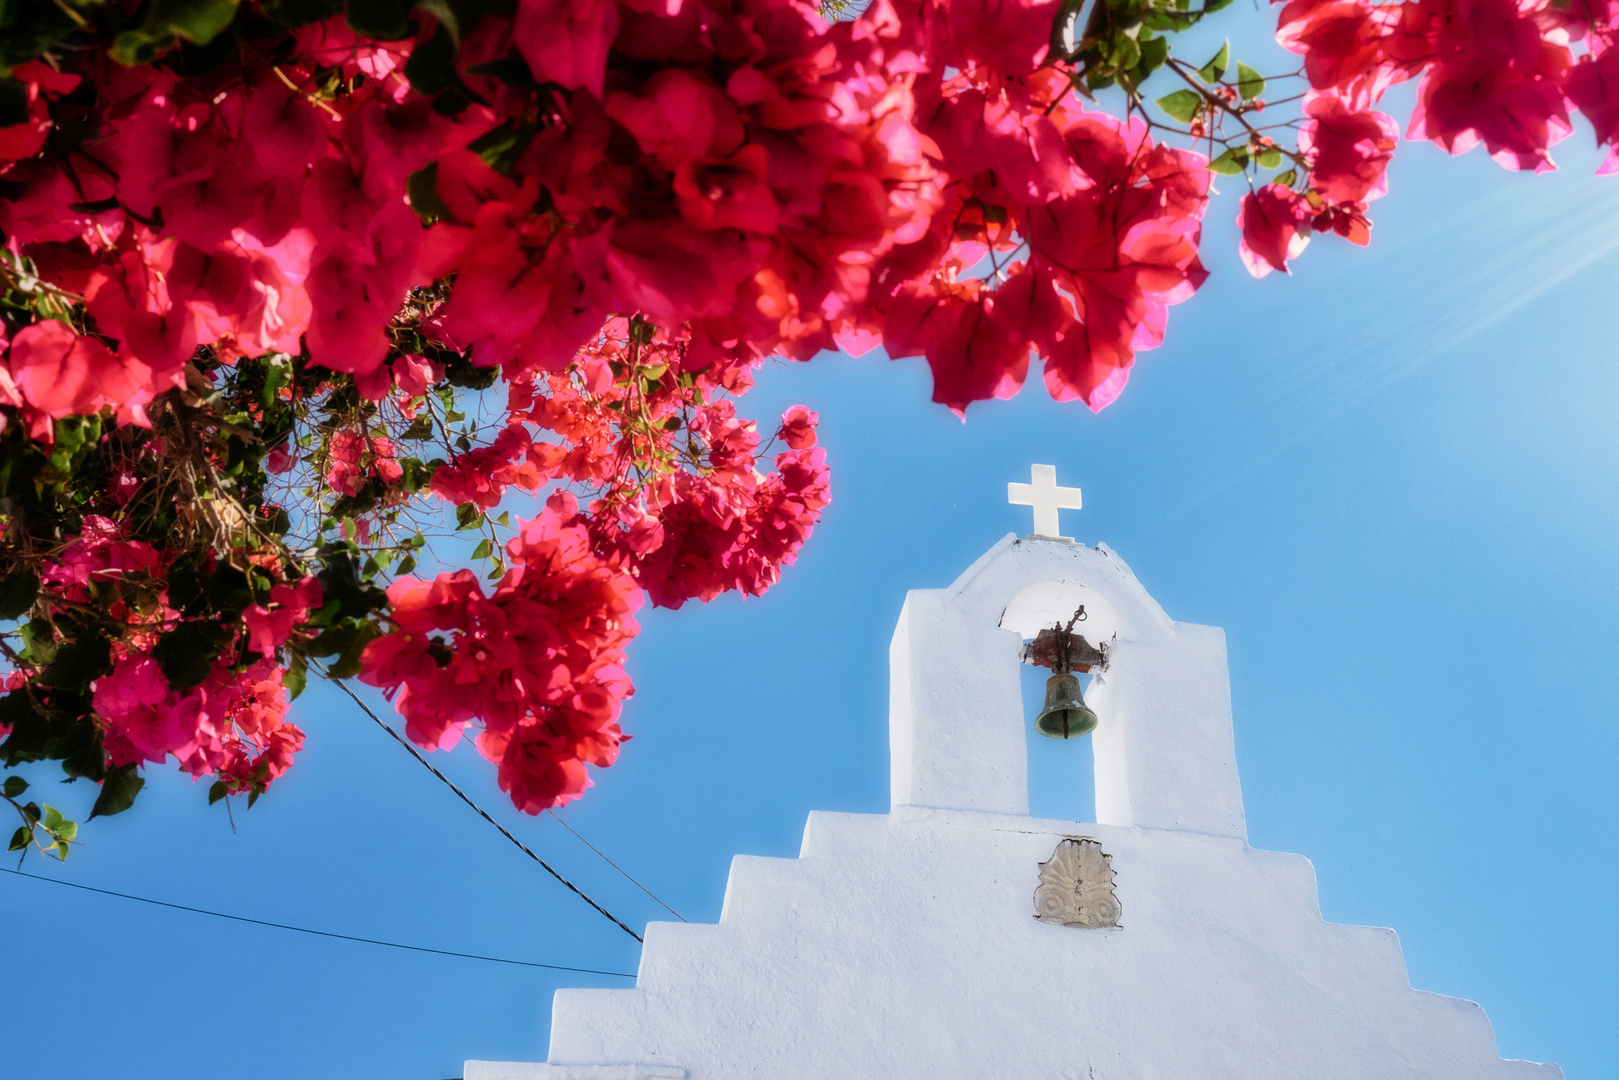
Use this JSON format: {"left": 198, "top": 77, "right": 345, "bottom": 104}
{"left": 513, "top": 0, "right": 620, "bottom": 98}
{"left": 1276, "top": 0, "right": 1406, "bottom": 104}
{"left": 266, "top": 441, "right": 296, "bottom": 474}
{"left": 1564, "top": 50, "right": 1619, "bottom": 173}
{"left": 778, "top": 406, "right": 819, "bottom": 450}
{"left": 1301, "top": 92, "right": 1400, "bottom": 204}
{"left": 0, "top": 60, "right": 80, "bottom": 162}
{"left": 242, "top": 578, "right": 323, "bottom": 656}
{"left": 1395, "top": 0, "right": 1573, "bottom": 173}
{"left": 1238, "top": 185, "right": 1314, "bottom": 278}
{"left": 358, "top": 500, "right": 646, "bottom": 811}
{"left": 6, "top": 320, "right": 162, "bottom": 427}
{"left": 1409, "top": 60, "right": 1572, "bottom": 172}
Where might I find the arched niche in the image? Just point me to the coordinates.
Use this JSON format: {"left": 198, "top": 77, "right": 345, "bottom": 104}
{"left": 890, "top": 535, "right": 1246, "bottom": 840}
{"left": 999, "top": 580, "right": 1115, "bottom": 822}
{"left": 998, "top": 579, "right": 1122, "bottom": 646}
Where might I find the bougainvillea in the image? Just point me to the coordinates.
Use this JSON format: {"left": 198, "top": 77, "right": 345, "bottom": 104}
{"left": 1257, "top": 0, "right": 1619, "bottom": 274}
{"left": 0, "top": 0, "right": 1607, "bottom": 858}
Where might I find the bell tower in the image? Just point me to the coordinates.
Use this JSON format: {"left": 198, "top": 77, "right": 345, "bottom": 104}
{"left": 890, "top": 531, "right": 1247, "bottom": 839}
{"left": 466, "top": 518, "right": 1562, "bottom": 1080}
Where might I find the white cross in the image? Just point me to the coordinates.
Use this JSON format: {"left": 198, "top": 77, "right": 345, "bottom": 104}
{"left": 1008, "top": 464, "right": 1083, "bottom": 542}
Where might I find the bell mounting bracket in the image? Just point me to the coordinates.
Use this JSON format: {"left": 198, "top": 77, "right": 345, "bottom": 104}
{"left": 1019, "top": 607, "right": 1109, "bottom": 674}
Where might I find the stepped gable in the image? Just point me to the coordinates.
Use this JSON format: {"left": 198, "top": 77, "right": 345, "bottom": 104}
{"left": 467, "top": 535, "right": 1561, "bottom": 1080}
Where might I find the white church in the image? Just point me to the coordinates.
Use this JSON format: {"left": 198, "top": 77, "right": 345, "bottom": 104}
{"left": 468, "top": 466, "right": 1561, "bottom": 1080}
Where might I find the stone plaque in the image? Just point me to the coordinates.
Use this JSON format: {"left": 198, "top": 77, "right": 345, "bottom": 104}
{"left": 1034, "top": 838, "right": 1120, "bottom": 928}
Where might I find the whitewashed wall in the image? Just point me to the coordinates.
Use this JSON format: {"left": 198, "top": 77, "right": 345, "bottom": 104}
{"left": 467, "top": 536, "right": 1560, "bottom": 1080}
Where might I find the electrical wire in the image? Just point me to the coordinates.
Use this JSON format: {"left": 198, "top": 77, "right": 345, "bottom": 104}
{"left": 0, "top": 867, "right": 636, "bottom": 977}
{"left": 317, "top": 665, "right": 646, "bottom": 943}
{"left": 546, "top": 809, "right": 688, "bottom": 923}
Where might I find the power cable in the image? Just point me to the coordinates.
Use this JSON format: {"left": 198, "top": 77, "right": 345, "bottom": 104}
{"left": 0, "top": 867, "right": 636, "bottom": 977}
{"left": 318, "top": 665, "right": 645, "bottom": 943}
{"left": 546, "top": 809, "right": 687, "bottom": 923}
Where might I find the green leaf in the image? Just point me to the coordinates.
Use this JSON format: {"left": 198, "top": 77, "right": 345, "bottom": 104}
{"left": 19, "top": 621, "right": 57, "bottom": 667}
{"left": 463, "top": 54, "right": 538, "bottom": 88}
{"left": 471, "top": 539, "right": 492, "bottom": 560}
{"left": 260, "top": 0, "right": 344, "bottom": 26}
{"left": 89, "top": 763, "right": 144, "bottom": 819}
{"left": 111, "top": 27, "right": 174, "bottom": 65}
{"left": 164, "top": 554, "right": 209, "bottom": 617}
{"left": 249, "top": 567, "right": 276, "bottom": 598}
{"left": 260, "top": 355, "right": 293, "bottom": 411}
{"left": 0, "top": 566, "right": 40, "bottom": 620}
{"left": 467, "top": 119, "right": 536, "bottom": 175}
{"left": 2, "top": 776, "right": 26, "bottom": 799}
{"left": 1273, "top": 168, "right": 1299, "bottom": 187}
{"left": 404, "top": 26, "right": 461, "bottom": 99}
{"left": 309, "top": 622, "right": 381, "bottom": 680}
{"left": 345, "top": 0, "right": 416, "bottom": 39}
{"left": 158, "top": 0, "right": 241, "bottom": 42}
{"left": 332, "top": 624, "right": 381, "bottom": 680}
{"left": 283, "top": 657, "right": 308, "bottom": 700}
{"left": 1207, "top": 146, "right": 1249, "bottom": 175}
{"left": 400, "top": 414, "right": 436, "bottom": 440}
{"left": 0, "top": 691, "right": 107, "bottom": 783}
{"left": 62, "top": 736, "right": 109, "bottom": 784}
{"left": 247, "top": 789, "right": 261, "bottom": 809}
{"left": 1257, "top": 146, "right": 1283, "bottom": 169}
{"left": 55, "top": 819, "right": 76, "bottom": 843}
{"left": 47, "top": 415, "right": 102, "bottom": 470}
{"left": 314, "top": 549, "right": 387, "bottom": 620}
{"left": 152, "top": 622, "right": 233, "bottom": 691}
{"left": 0, "top": 78, "right": 28, "bottom": 130}
{"left": 1134, "top": 35, "right": 1169, "bottom": 79}
{"left": 1142, "top": 9, "right": 1195, "bottom": 31}
{"left": 208, "top": 781, "right": 228, "bottom": 805}
{"left": 1197, "top": 40, "right": 1229, "bottom": 82}
{"left": 1155, "top": 89, "right": 1202, "bottom": 124}
{"left": 207, "top": 563, "right": 254, "bottom": 619}
{"left": 111, "top": 0, "right": 242, "bottom": 61}
{"left": 455, "top": 503, "right": 481, "bottom": 530}
{"left": 1107, "top": 33, "right": 1140, "bottom": 71}
{"left": 1236, "top": 61, "right": 1266, "bottom": 100}
{"left": 7, "top": 827, "right": 28, "bottom": 853}
{"left": 395, "top": 554, "right": 417, "bottom": 576}
{"left": 53, "top": 840, "right": 68, "bottom": 860}
{"left": 37, "top": 635, "right": 112, "bottom": 692}
{"left": 43, "top": 804, "right": 63, "bottom": 832}
{"left": 413, "top": 0, "right": 459, "bottom": 42}
{"left": 1203, "top": 0, "right": 1237, "bottom": 11}
{"left": 399, "top": 457, "right": 431, "bottom": 495}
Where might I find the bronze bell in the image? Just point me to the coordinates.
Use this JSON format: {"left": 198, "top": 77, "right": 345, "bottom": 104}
{"left": 1035, "top": 671, "right": 1098, "bottom": 740}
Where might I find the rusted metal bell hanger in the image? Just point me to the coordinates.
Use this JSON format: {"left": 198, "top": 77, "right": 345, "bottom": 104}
{"left": 1021, "top": 607, "right": 1108, "bottom": 740}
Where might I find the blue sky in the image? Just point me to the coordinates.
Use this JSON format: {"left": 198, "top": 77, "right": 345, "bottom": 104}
{"left": 6, "top": 40, "right": 1619, "bottom": 1079}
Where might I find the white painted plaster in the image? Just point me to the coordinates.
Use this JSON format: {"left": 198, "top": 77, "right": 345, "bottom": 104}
{"left": 466, "top": 536, "right": 1561, "bottom": 1080}
{"left": 466, "top": 1064, "right": 682, "bottom": 1080}
{"left": 1000, "top": 578, "right": 1122, "bottom": 645}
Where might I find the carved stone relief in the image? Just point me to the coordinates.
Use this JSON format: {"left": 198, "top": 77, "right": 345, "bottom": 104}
{"left": 1034, "top": 838, "right": 1120, "bottom": 928}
